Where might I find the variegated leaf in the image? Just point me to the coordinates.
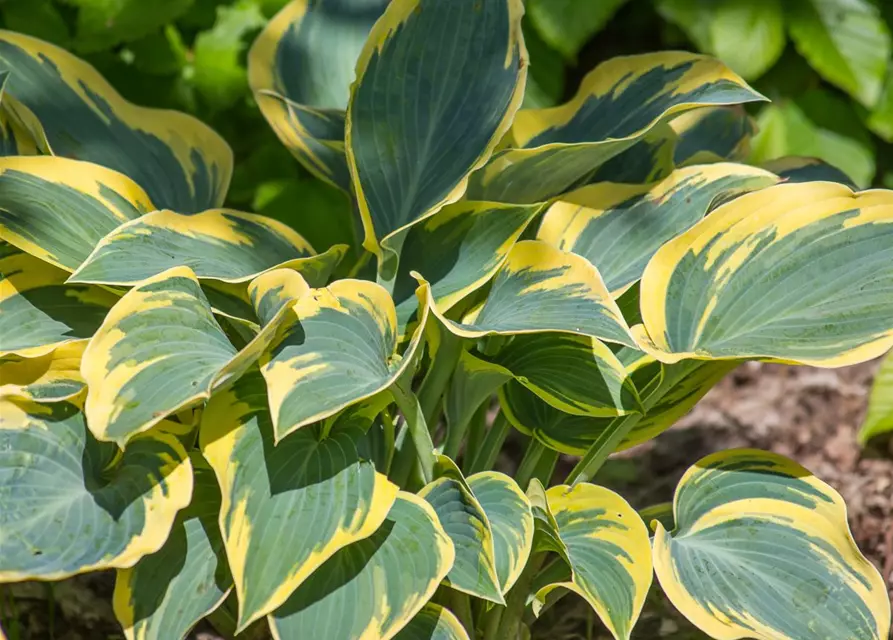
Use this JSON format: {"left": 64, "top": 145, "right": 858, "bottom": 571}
{"left": 269, "top": 493, "right": 454, "bottom": 640}
{"left": 636, "top": 182, "right": 893, "bottom": 367}
{"left": 529, "top": 482, "right": 653, "bottom": 640}
{"left": 466, "top": 471, "right": 534, "bottom": 594}
{"left": 390, "top": 200, "right": 541, "bottom": 336}
{"left": 113, "top": 456, "right": 232, "bottom": 640}
{"left": 0, "top": 243, "right": 119, "bottom": 358}
{"left": 0, "top": 341, "right": 86, "bottom": 402}
{"left": 431, "top": 240, "right": 635, "bottom": 347}
{"left": 0, "top": 80, "right": 43, "bottom": 156}
{"left": 475, "top": 334, "right": 642, "bottom": 417}
{"left": 82, "top": 267, "right": 237, "bottom": 445}
{"left": 858, "top": 350, "right": 893, "bottom": 443}
{"left": 500, "top": 359, "right": 735, "bottom": 454}
{"left": 201, "top": 280, "right": 260, "bottom": 329}
{"left": 0, "top": 30, "right": 232, "bottom": 212}
{"left": 393, "top": 604, "right": 470, "bottom": 640}
{"left": 467, "top": 52, "right": 766, "bottom": 204}
{"left": 420, "top": 456, "right": 503, "bottom": 603}
{"left": 0, "top": 156, "right": 153, "bottom": 271}
{"left": 261, "top": 278, "right": 429, "bottom": 441}
{"left": 762, "top": 155, "right": 859, "bottom": 190}
{"left": 653, "top": 449, "right": 891, "bottom": 640}
{"left": 248, "top": 0, "right": 389, "bottom": 190}
{"left": 346, "top": 0, "right": 527, "bottom": 253}
{"left": 199, "top": 370, "right": 398, "bottom": 630}
{"left": 587, "top": 126, "right": 676, "bottom": 185}
{"left": 538, "top": 164, "right": 778, "bottom": 294}
{"left": 0, "top": 399, "right": 193, "bottom": 580}
{"left": 83, "top": 266, "right": 308, "bottom": 445}
{"left": 69, "top": 208, "right": 344, "bottom": 286}
{"left": 670, "top": 106, "right": 756, "bottom": 166}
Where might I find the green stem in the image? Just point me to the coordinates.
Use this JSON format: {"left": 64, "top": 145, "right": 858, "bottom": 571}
{"left": 346, "top": 250, "right": 372, "bottom": 278}
{"left": 450, "top": 591, "right": 475, "bottom": 636}
{"left": 417, "top": 333, "right": 462, "bottom": 429}
{"left": 529, "top": 446, "right": 559, "bottom": 488}
{"left": 391, "top": 381, "right": 435, "bottom": 485}
{"left": 513, "top": 438, "right": 547, "bottom": 490}
{"left": 462, "top": 403, "right": 489, "bottom": 471}
{"left": 467, "top": 412, "right": 510, "bottom": 475}
{"left": 490, "top": 552, "right": 546, "bottom": 640}
{"left": 381, "top": 407, "right": 396, "bottom": 473}
{"left": 565, "top": 413, "right": 642, "bottom": 485}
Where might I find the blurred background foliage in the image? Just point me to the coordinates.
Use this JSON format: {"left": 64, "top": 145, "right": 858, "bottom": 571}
{"left": 1, "top": 0, "right": 891, "bottom": 248}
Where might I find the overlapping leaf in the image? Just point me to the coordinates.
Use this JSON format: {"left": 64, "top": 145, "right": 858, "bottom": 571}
{"left": 467, "top": 52, "right": 766, "bottom": 204}
{"left": 476, "top": 334, "right": 642, "bottom": 417}
{"left": 248, "top": 0, "right": 390, "bottom": 190}
{"left": 269, "top": 493, "right": 454, "bottom": 640}
{"left": 443, "top": 349, "right": 513, "bottom": 449}
{"left": 419, "top": 457, "right": 504, "bottom": 603}
{"left": 261, "top": 279, "right": 429, "bottom": 441}
{"left": 83, "top": 266, "right": 308, "bottom": 445}
{"left": 763, "top": 156, "right": 858, "bottom": 189}
{"left": 467, "top": 471, "right": 534, "bottom": 593}
{"left": 113, "top": 456, "right": 232, "bottom": 640}
{"left": 653, "top": 449, "right": 891, "bottom": 640}
{"left": 0, "top": 30, "right": 231, "bottom": 212}
{"left": 501, "top": 359, "right": 735, "bottom": 454}
{"left": 670, "top": 107, "right": 756, "bottom": 166}
{"left": 389, "top": 201, "right": 541, "bottom": 335}
{"left": 636, "top": 182, "right": 893, "bottom": 366}
{"left": 346, "top": 0, "right": 527, "bottom": 253}
{"left": 69, "top": 208, "right": 344, "bottom": 286}
{"left": 538, "top": 163, "right": 778, "bottom": 294}
{"left": 0, "top": 243, "right": 119, "bottom": 358}
{"left": 586, "top": 126, "right": 676, "bottom": 185}
{"left": 0, "top": 80, "right": 42, "bottom": 156}
{"left": 200, "top": 370, "right": 398, "bottom": 630}
{"left": 393, "top": 604, "right": 470, "bottom": 640}
{"left": 0, "top": 341, "right": 86, "bottom": 402}
{"left": 528, "top": 481, "right": 653, "bottom": 640}
{"left": 0, "top": 399, "right": 192, "bottom": 581}
{"left": 430, "top": 240, "right": 635, "bottom": 347}
{"left": 0, "top": 156, "right": 153, "bottom": 271}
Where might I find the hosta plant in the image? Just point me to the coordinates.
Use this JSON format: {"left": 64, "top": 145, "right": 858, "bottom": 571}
{"left": 1, "top": 1, "right": 892, "bottom": 639}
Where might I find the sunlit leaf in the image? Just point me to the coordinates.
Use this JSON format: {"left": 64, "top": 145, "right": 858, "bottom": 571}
{"left": 248, "top": 0, "right": 390, "bottom": 190}
{"left": 69, "top": 208, "right": 344, "bottom": 286}
{"left": 0, "top": 156, "right": 153, "bottom": 272}
{"left": 0, "top": 399, "right": 192, "bottom": 580}
{"left": 538, "top": 163, "right": 777, "bottom": 294}
{"left": 0, "top": 341, "right": 86, "bottom": 402}
{"left": 113, "top": 456, "right": 232, "bottom": 640}
{"left": 0, "top": 243, "right": 119, "bottom": 358}
{"left": 347, "top": 0, "right": 527, "bottom": 253}
{"left": 468, "top": 52, "right": 765, "bottom": 204}
{"left": 200, "top": 370, "right": 398, "bottom": 630}
{"left": 261, "top": 278, "right": 429, "bottom": 441}
{"left": 654, "top": 449, "right": 891, "bottom": 640}
{"left": 528, "top": 481, "right": 653, "bottom": 640}
{"left": 268, "top": 493, "right": 455, "bottom": 639}
{"left": 0, "top": 30, "right": 232, "bottom": 212}
{"left": 636, "top": 182, "right": 893, "bottom": 367}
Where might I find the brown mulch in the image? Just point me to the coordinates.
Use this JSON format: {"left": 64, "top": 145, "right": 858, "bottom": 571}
{"left": 4, "top": 362, "right": 892, "bottom": 639}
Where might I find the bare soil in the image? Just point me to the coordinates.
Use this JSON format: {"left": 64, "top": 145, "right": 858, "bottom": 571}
{"left": 4, "top": 361, "right": 891, "bottom": 639}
